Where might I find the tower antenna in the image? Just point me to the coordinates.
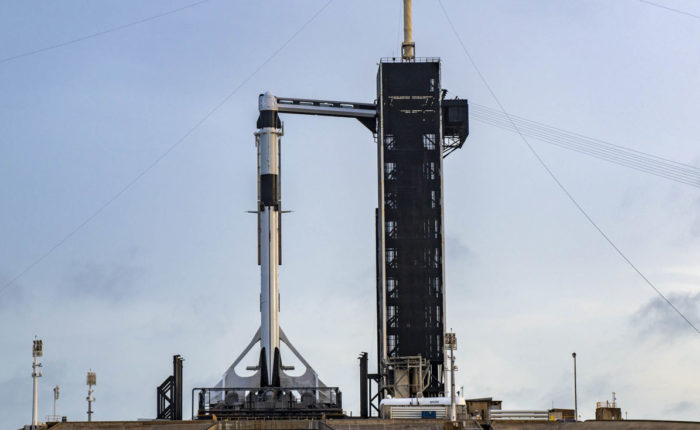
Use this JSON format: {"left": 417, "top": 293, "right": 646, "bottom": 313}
{"left": 52, "top": 385, "right": 60, "bottom": 421}
{"left": 401, "top": 0, "right": 415, "bottom": 60}
{"left": 31, "top": 337, "right": 43, "bottom": 427}
{"left": 86, "top": 371, "right": 96, "bottom": 422}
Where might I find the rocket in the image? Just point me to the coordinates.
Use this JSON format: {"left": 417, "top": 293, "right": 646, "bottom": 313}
{"left": 214, "top": 91, "right": 374, "bottom": 398}
{"left": 245, "top": 91, "right": 375, "bottom": 389}
{"left": 255, "top": 91, "right": 282, "bottom": 386}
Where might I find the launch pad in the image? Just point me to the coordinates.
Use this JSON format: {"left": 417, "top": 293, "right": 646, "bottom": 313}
{"left": 13, "top": 2, "right": 700, "bottom": 429}
{"left": 193, "top": 58, "right": 468, "bottom": 417}
{"left": 190, "top": 0, "right": 469, "bottom": 420}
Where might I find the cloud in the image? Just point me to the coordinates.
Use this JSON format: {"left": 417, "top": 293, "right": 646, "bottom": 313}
{"left": 446, "top": 235, "right": 474, "bottom": 262}
{"left": 60, "top": 262, "right": 145, "bottom": 302}
{"left": 667, "top": 401, "right": 695, "bottom": 414}
{"left": 631, "top": 292, "right": 700, "bottom": 342}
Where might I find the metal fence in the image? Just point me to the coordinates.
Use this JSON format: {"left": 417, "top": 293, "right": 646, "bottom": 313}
{"left": 192, "top": 386, "right": 342, "bottom": 419}
{"left": 489, "top": 409, "right": 549, "bottom": 421}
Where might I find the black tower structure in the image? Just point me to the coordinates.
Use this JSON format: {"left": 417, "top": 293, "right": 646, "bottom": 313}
{"left": 157, "top": 355, "right": 183, "bottom": 420}
{"left": 376, "top": 58, "right": 468, "bottom": 399}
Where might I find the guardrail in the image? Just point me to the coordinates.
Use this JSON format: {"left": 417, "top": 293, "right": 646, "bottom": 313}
{"left": 380, "top": 57, "right": 441, "bottom": 63}
{"left": 192, "top": 386, "right": 342, "bottom": 419}
{"left": 45, "top": 415, "right": 64, "bottom": 422}
{"left": 489, "top": 410, "right": 549, "bottom": 421}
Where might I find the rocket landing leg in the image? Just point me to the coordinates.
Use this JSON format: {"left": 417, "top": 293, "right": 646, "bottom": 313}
{"left": 215, "top": 327, "right": 324, "bottom": 393}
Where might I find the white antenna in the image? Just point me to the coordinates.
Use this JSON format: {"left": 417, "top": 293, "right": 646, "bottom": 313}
{"left": 53, "top": 385, "right": 59, "bottom": 417}
{"left": 445, "top": 332, "right": 457, "bottom": 421}
{"left": 86, "top": 371, "right": 96, "bottom": 422}
{"left": 401, "top": 0, "right": 415, "bottom": 60}
{"left": 31, "top": 337, "right": 43, "bottom": 427}
{"left": 45, "top": 385, "right": 60, "bottom": 422}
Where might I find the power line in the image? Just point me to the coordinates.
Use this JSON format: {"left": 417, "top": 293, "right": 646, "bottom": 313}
{"left": 638, "top": 0, "right": 700, "bottom": 20}
{"left": 470, "top": 105, "right": 700, "bottom": 188}
{"left": 474, "top": 115, "right": 700, "bottom": 188}
{"left": 472, "top": 109, "right": 700, "bottom": 180}
{"left": 0, "top": 0, "right": 210, "bottom": 64}
{"left": 438, "top": 0, "right": 700, "bottom": 336}
{"left": 472, "top": 103, "right": 700, "bottom": 176}
{"left": 0, "top": 0, "right": 334, "bottom": 299}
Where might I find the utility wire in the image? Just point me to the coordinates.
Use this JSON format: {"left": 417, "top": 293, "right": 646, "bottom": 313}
{"left": 438, "top": 0, "right": 700, "bottom": 335}
{"left": 0, "top": 0, "right": 334, "bottom": 299}
{"left": 0, "top": 0, "right": 210, "bottom": 64}
{"left": 474, "top": 115, "right": 700, "bottom": 188}
{"left": 638, "top": 0, "right": 700, "bottom": 20}
{"left": 472, "top": 109, "right": 700, "bottom": 179}
{"left": 472, "top": 104, "right": 700, "bottom": 176}
{"left": 473, "top": 115, "right": 700, "bottom": 187}
{"left": 470, "top": 106, "right": 700, "bottom": 188}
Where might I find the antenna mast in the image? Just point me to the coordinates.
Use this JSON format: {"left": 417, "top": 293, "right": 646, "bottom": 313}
{"left": 53, "top": 385, "right": 59, "bottom": 419}
{"left": 86, "top": 371, "right": 96, "bottom": 422}
{"left": 401, "top": 0, "right": 415, "bottom": 60}
{"left": 32, "top": 338, "right": 43, "bottom": 427}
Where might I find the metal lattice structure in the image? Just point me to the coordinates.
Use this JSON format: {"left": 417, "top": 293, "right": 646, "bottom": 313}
{"left": 193, "top": 386, "right": 342, "bottom": 419}
{"left": 157, "top": 355, "right": 183, "bottom": 420}
{"left": 376, "top": 58, "right": 468, "bottom": 399}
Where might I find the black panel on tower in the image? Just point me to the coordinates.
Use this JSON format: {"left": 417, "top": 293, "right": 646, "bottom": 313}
{"left": 376, "top": 59, "right": 447, "bottom": 398}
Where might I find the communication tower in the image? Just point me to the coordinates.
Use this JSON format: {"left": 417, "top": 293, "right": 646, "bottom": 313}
{"left": 86, "top": 371, "right": 96, "bottom": 422}
{"left": 31, "top": 338, "right": 43, "bottom": 428}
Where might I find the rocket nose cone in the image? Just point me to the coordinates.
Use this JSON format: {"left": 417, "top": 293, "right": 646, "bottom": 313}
{"left": 259, "top": 91, "right": 277, "bottom": 112}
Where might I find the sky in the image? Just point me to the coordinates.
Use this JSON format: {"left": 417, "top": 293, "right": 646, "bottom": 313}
{"left": 1, "top": 0, "right": 700, "bottom": 427}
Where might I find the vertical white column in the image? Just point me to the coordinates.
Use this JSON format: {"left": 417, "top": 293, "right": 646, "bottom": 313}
{"left": 450, "top": 349, "right": 456, "bottom": 421}
{"left": 32, "top": 355, "right": 38, "bottom": 426}
{"left": 257, "top": 92, "right": 281, "bottom": 385}
{"left": 31, "top": 339, "right": 42, "bottom": 427}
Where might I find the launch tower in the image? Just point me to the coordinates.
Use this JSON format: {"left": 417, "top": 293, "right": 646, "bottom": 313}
{"left": 194, "top": 0, "right": 468, "bottom": 419}
{"left": 374, "top": 2, "right": 468, "bottom": 402}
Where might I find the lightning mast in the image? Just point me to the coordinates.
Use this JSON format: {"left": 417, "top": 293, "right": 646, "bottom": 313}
{"left": 401, "top": 0, "right": 415, "bottom": 60}
{"left": 52, "top": 385, "right": 59, "bottom": 420}
{"left": 31, "top": 338, "right": 43, "bottom": 428}
{"left": 86, "top": 371, "right": 96, "bottom": 422}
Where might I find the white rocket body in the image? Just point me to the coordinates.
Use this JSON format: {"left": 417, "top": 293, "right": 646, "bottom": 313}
{"left": 216, "top": 92, "right": 327, "bottom": 392}
{"left": 257, "top": 92, "right": 281, "bottom": 385}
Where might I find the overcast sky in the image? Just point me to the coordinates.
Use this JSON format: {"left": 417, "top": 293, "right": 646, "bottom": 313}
{"left": 1, "top": 1, "right": 700, "bottom": 428}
